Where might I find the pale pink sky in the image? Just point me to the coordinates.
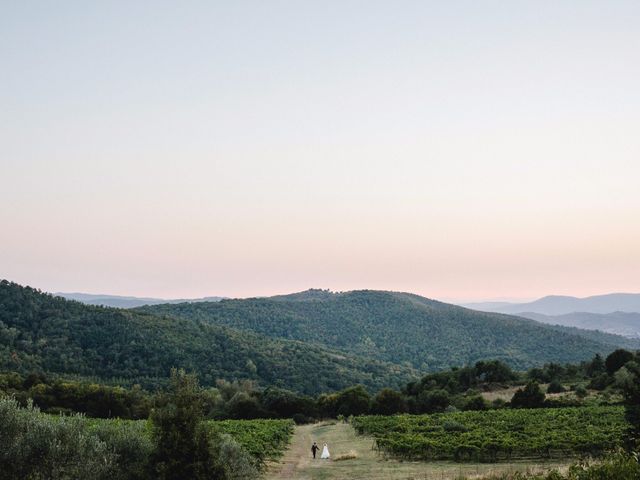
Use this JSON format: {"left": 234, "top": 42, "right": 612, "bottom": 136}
{"left": 2, "top": 2, "right": 639, "bottom": 301}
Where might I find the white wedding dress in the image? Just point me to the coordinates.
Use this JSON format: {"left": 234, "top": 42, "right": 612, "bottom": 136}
{"left": 321, "top": 444, "right": 330, "bottom": 459}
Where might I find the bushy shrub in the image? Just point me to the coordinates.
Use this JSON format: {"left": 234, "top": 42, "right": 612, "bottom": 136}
{"left": 417, "top": 389, "right": 450, "bottom": 413}
{"left": 463, "top": 395, "right": 488, "bottom": 411}
{"left": 588, "top": 373, "right": 612, "bottom": 391}
{"left": 209, "top": 433, "right": 259, "bottom": 480}
{"left": 546, "top": 381, "right": 566, "bottom": 394}
{"left": 511, "top": 381, "right": 545, "bottom": 408}
{"left": 89, "top": 419, "right": 154, "bottom": 480}
{"left": 575, "top": 385, "right": 588, "bottom": 399}
{"left": 0, "top": 396, "right": 116, "bottom": 480}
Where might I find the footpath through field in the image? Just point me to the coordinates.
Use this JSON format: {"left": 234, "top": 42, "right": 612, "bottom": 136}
{"left": 265, "top": 422, "right": 568, "bottom": 480}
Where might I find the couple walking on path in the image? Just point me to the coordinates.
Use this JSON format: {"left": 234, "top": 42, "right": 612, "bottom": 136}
{"left": 311, "top": 441, "right": 330, "bottom": 459}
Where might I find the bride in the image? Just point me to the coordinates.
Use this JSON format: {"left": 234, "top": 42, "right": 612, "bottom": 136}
{"left": 320, "top": 443, "right": 330, "bottom": 459}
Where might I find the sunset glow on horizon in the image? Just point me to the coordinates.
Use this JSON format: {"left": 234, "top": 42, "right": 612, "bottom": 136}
{"left": 2, "top": 2, "right": 639, "bottom": 301}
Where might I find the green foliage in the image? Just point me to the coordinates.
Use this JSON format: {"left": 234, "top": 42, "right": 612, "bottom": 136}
{"left": 0, "top": 280, "right": 414, "bottom": 395}
{"left": 547, "top": 380, "right": 566, "bottom": 394}
{"left": 616, "top": 359, "right": 640, "bottom": 450}
{"left": 351, "top": 406, "right": 628, "bottom": 462}
{"left": 511, "top": 381, "right": 546, "bottom": 408}
{"left": 588, "top": 373, "right": 613, "bottom": 391}
{"left": 207, "top": 433, "right": 259, "bottom": 480}
{"left": 0, "top": 372, "right": 151, "bottom": 419}
{"left": 259, "top": 387, "right": 317, "bottom": 419}
{"left": 462, "top": 395, "right": 488, "bottom": 411}
{"left": 139, "top": 289, "right": 625, "bottom": 372}
{"left": 0, "top": 396, "right": 150, "bottom": 480}
{"left": 1, "top": 383, "right": 291, "bottom": 479}
{"left": 85, "top": 418, "right": 155, "bottom": 480}
{"left": 586, "top": 354, "right": 606, "bottom": 377}
{"left": 372, "top": 388, "right": 407, "bottom": 415}
{"left": 575, "top": 385, "right": 588, "bottom": 399}
{"left": 150, "top": 369, "right": 225, "bottom": 480}
{"left": 318, "top": 385, "right": 372, "bottom": 417}
{"left": 205, "top": 418, "right": 294, "bottom": 465}
{"left": 605, "top": 349, "right": 634, "bottom": 375}
{"left": 479, "top": 451, "right": 640, "bottom": 479}
{"left": 406, "top": 360, "right": 517, "bottom": 396}
{"left": 617, "top": 360, "right": 640, "bottom": 406}
{"left": 417, "top": 388, "right": 451, "bottom": 413}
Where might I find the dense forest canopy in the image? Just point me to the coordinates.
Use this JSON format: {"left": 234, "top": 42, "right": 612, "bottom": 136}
{"left": 0, "top": 281, "right": 414, "bottom": 394}
{"left": 139, "top": 289, "right": 637, "bottom": 371}
{"left": 2, "top": 281, "right": 637, "bottom": 396}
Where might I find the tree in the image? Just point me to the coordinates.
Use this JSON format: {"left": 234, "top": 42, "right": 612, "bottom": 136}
{"left": 616, "top": 360, "right": 640, "bottom": 450}
{"left": 335, "top": 385, "right": 371, "bottom": 417}
{"left": 417, "top": 389, "right": 450, "bottom": 413}
{"left": 462, "top": 395, "right": 488, "bottom": 411}
{"left": 225, "top": 392, "right": 265, "bottom": 419}
{"left": 260, "top": 387, "right": 316, "bottom": 419}
{"left": 474, "top": 360, "right": 516, "bottom": 383}
{"left": 372, "top": 388, "right": 406, "bottom": 415}
{"left": 605, "top": 349, "right": 634, "bottom": 375}
{"left": 510, "top": 381, "right": 545, "bottom": 408}
{"left": 150, "top": 369, "right": 222, "bottom": 480}
{"left": 546, "top": 380, "right": 565, "bottom": 394}
{"left": 586, "top": 353, "right": 606, "bottom": 377}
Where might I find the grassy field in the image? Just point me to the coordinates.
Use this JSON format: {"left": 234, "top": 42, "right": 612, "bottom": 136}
{"left": 265, "top": 422, "right": 570, "bottom": 480}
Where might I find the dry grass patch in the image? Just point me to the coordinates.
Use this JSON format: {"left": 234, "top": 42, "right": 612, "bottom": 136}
{"left": 333, "top": 450, "right": 358, "bottom": 461}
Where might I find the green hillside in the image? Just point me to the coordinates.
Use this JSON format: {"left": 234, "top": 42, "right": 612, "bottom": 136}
{"left": 0, "top": 281, "right": 414, "bottom": 394}
{"left": 139, "top": 289, "right": 633, "bottom": 371}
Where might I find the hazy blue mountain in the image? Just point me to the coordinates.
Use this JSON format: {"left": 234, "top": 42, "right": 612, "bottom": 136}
{"left": 56, "top": 292, "right": 224, "bottom": 309}
{"left": 519, "top": 311, "right": 640, "bottom": 339}
{"left": 463, "top": 293, "right": 640, "bottom": 316}
{"left": 461, "top": 301, "right": 516, "bottom": 311}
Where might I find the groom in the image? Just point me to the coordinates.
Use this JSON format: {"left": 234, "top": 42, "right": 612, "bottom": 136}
{"left": 311, "top": 442, "right": 319, "bottom": 459}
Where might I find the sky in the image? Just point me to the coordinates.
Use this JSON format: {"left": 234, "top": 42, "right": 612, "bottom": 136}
{"left": 1, "top": 1, "right": 639, "bottom": 301}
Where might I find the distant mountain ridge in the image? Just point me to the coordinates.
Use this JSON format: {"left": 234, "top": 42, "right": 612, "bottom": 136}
{"left": 519, "top": 312, "right": 640, "bottom": 340}
{"left": 464, "top": 293, "right": 640, "bottom": 316}
{"left": 463, "top": 293, "right": 640, "bottom": 338}
{"left": 56, "top": 292, "right": 224, "bottom": 309}
{"left": 138, "top": 288, "right": 640, "bottom": 372}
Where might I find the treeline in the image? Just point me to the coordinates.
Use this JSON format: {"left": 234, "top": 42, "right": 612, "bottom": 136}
{"left": 5, "top": 349, "right": 638, "bottom": 423}
{"left": 138, "top": 288, "right": 632, "bottom": 372}
{"left": 0, "top": 372, "right": 152, "bottom": 419}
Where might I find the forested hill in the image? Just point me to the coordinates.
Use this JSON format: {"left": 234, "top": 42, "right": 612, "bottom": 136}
{"left": 0, "top": 281, "right": 415, "bottom": 394}
{"left": 139, "top": 289, "right": 636, "bottom": 371}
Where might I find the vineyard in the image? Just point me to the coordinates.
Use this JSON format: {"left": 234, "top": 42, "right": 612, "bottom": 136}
{"left": 204, "top": 418, "right": 294, "bottom": 463}
{"left": 84, "top": 416, "right": 294, "bottom": 466}
{"left": 351, "top": 406, "right": 627, "bottom": 462}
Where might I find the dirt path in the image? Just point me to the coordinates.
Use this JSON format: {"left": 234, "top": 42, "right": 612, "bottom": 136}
{"left": 264, "top": 422, "right": 568, "bottom": 480}
{"left": 266, "top": 423, "right": 315, "bottom": 478}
